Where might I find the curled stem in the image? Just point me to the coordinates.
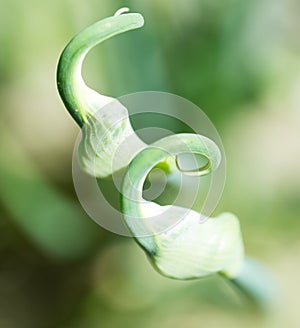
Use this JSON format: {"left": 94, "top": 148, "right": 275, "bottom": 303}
{"left": 57, "top": 10, "right": 275, "bottom": 309}
{"left": 121, "top": 134, "right": 274, "bottom": 308}
{"left": 57, "top": 12, "right": 144, "bottom": 126}
{"left": 121, "top": 133, "right": 221, "bottom": 252}
{"left": 57, "top": 10, "right": 146, "bottom": 178}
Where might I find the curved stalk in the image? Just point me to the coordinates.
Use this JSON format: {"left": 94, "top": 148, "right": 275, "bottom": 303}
{"left": 121, "top": 133, "right": 221, "bottom": 244}
{"left": 57, "top": 10, "right": 275, "bottom": 309}
{"left": 121, "top": 134, "right": 274, "bottom": 307}
{"left": 57, "top": 10, "right": 146, "bottom": 178}
{"left": 121, "top": 134, "right": 244, "bottom": 277}
{"left": 57, "top": 12, "right": 144, "bottom": 126}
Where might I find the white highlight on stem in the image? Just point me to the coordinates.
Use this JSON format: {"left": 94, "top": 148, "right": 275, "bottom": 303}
{"left": 114, "top": 7, "right": 130, "bottom": 16}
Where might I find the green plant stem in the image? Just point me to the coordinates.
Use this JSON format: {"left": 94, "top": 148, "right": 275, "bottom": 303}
{"left": 57, "top": 10, "right": 275, "bottom": 308}
{"left": 121, "top": 133, "right": 220, "bottom": 253}
{"left": 57, "top": 12, "right": 144, "bottom": 126}
{"left": 121, "top": 133, "right": 274, "bottom": 307}
{"left": 222, "top": 257, "right": 275, "bottom": 310}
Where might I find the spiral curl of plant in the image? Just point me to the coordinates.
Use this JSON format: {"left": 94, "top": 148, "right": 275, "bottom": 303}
{"left": 57, "top": 8, "right": 275, "bottom": 309}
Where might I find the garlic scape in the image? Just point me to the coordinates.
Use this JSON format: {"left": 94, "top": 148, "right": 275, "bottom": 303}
{"left": 120, "top": 133, "right": 274, "bottom": 308}
{"left": 121, "top": 134, "right": 244, "bottom": 279}
{"left": 57, "top": 9, "right": 146, "bottom": 178}
{"left": 57, "top": 9, "right": 275, "bottom": 309}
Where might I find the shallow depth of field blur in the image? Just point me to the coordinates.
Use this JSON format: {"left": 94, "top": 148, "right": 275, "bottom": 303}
{"left": 0, "top": 0, "right": 300, "bottom": 327}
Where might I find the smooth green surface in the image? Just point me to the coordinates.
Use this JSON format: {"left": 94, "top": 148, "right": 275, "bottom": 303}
{"left": 57, "top": 12, "right": 144, "bottom": 126}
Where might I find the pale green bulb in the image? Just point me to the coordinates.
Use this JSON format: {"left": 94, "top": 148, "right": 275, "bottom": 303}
{"left": 150, "top": 210, "right": 244, "bottom": 279}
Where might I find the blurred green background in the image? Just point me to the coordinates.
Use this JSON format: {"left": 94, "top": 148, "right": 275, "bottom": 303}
{"left": 0, "top": 0, "right": 300, "bottom": 327}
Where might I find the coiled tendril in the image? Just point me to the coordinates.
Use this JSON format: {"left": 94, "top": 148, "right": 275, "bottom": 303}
{"left": 57, "top": 8, "right": 274, "bottom": 309}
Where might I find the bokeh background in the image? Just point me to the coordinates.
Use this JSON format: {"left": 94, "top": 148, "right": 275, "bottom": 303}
{"left": 0, "top": 0, "right": 300, "bottom": 327}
